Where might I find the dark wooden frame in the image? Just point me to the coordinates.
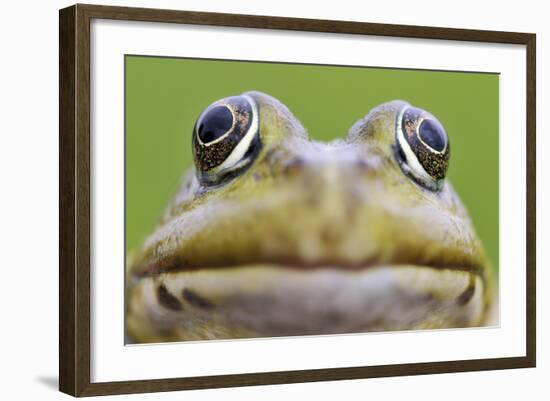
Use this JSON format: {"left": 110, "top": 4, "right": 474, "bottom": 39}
{"left": 59, "top": 3, "right": 536, "bottom": 397}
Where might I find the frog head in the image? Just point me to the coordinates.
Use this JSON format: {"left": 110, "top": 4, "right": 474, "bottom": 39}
{"left": 126, "top": 91, "right": 491, "bottom": 343}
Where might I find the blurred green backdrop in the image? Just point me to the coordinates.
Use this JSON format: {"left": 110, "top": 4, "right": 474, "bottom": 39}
{"left": 126, "top": 56, "right": 499, "bottom": 274}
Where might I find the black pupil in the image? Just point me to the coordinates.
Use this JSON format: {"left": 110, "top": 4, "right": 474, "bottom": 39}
{"left": 198, "top": 106, "right": 234, "bottom": 143}
{"left": 418, "top": 119, "right": 446, "bottom": 152}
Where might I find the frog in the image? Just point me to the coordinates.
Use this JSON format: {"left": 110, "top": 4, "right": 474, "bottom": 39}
{"left": 126, "top": 91, "right": 492, "bottom": 343}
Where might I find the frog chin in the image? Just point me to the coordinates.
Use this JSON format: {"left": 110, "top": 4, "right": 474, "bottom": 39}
{"left": 126, "top": 264, "right": 488, "bottom": 344}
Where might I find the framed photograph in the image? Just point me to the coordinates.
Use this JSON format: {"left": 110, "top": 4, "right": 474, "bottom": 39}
{"left": 59, "top": 4, "right": 536, "bottom": 397}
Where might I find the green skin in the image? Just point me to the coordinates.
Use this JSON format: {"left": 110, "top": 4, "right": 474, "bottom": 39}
{"left": 127, "top": 91, "right": 492, "bottom": 343}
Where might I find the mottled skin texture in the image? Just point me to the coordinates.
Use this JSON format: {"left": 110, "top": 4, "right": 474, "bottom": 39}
{"left": 126, "top": 91, "right": 492, "bottom": 343}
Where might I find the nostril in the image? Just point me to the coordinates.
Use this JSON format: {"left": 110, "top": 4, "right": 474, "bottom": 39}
{"left": 282, "top": 157, "right": 305, "bottom": 176}
{"left": 354, "top": 158, "right": 370, "bottom": 171}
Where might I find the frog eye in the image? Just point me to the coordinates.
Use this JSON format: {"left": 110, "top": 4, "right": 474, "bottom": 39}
{"left": 394, "top": 105, "right": 450, "bottom": 191}
{"left": 192, "top": 94, "right": 261, "bottom": 185}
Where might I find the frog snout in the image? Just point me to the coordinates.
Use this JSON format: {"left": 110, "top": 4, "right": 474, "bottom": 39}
{"left": 279, "top": 153, "right": 375, "bottom": 207}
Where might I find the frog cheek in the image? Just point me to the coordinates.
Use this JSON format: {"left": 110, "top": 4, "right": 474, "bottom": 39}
{"left": 394, "top": 105, "right": 450, "bottom": 191}
{"left": 192, "top": 94, "right": 262, "bottom": 185}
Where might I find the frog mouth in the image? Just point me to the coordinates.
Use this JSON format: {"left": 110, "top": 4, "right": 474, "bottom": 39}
{"left": 126, "top": 248, "right": 490, "bottom": 343}
{"left": 132, "top": 250, "right": 486, "bottom": 278}
{"left": 130, "top": 247, "right": 488, "bottom": 314}
{"left": 131, "top": 255, "right": 487, "bottom": 310}
{"left": 126, "top": 262, "right": 488, "bottom": 343}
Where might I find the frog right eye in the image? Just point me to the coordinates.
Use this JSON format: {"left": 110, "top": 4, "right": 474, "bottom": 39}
{"left": 192, "top": 94, "right": 262, "bottom": 186}
{"left": 394, "top": 105, "right": 450, "bottom": 191}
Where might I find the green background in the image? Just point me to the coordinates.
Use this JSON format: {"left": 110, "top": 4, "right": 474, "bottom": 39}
{"left": 125, "top": 56, "right": 499, "bottom": 274}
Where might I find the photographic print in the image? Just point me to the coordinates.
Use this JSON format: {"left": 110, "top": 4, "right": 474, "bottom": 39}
{"left": 124, "top": 56, "right": 499, "bottom": 344}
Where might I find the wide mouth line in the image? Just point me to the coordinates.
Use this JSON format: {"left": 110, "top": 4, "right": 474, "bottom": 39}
{"left": 133, "top": 256, "right": 485, "bottom": 279}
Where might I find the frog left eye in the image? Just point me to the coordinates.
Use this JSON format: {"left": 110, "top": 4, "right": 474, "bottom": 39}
{"left": 192, "top": 94, "right": 261, "bottom": 185}
{"left": 395, "top": 105, "right": 450, "bottom": 191}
